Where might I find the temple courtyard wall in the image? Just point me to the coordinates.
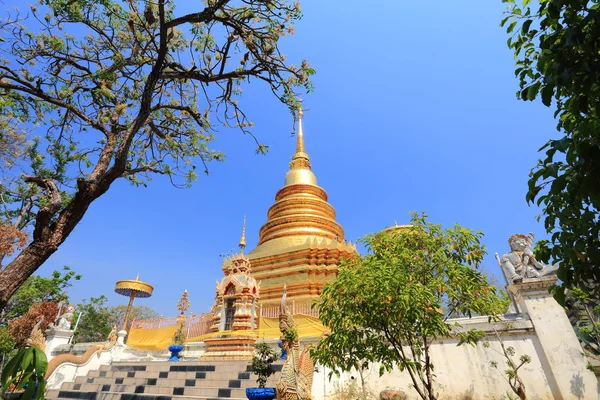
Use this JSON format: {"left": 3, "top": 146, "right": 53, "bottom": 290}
{"left": 46, "top": 278, "right": 600, "bottom": 399}
{"left": 313, "top": 315, "right": 596, "bottom": 399}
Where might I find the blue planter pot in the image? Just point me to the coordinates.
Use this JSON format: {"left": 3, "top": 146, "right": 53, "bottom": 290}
{"left": 168, "top": 345, "right": 184, "bottom": 362}
{"left": 246, "top": 387, "right": 276, "bottom": 400}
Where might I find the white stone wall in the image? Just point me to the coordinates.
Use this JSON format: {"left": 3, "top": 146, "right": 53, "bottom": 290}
{"left": 312, "top": 319, "right": 558, "bottom": 399}
{"left": 311, "top": 279, "right": 600, "bottom": 400}
{"left": 47, "top": 278, "right": 599, "bottom": 399}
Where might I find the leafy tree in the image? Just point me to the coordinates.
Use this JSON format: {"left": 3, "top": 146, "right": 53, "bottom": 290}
{"left": 0, "top": 129, "right": 26, "bottom": 172}
{"left": 72, "top": 296, "right": 111, "bottom": 344}
{"left": 482, "top": 324, "right": 531, "bottom": 400}
{"left": 0, "top": 346, "right": 47, "bottom": 400}
{"left": 0, "top": 327, "right": 16, "bottom": 374}
{"left": 7, "top": 302, "right": 59, "bottom": 347}
{"left": 566, "top": 287, "right": 600, "bottom": 354}
{"left": 0, "top": 266, "right": 80, "bottom": 326}
{"left": 311, "top": 213, "right": 508, "bottom": 400}
{"left": 107, "top": 305, "right": 158, "bottom": 333}
{"left": 249, "top": 342, "right": 278, "bottom": 388}
{"left": 501, "top": 0, "right": 600, "bottom": 302}
{"left": 0, "top": 0, "right": 314, "bottom": 311}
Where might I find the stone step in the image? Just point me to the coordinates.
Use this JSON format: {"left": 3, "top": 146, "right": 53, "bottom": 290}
{"left": 85, "top": 371, "right": 258, "bottom": 382}
{"left": 49, "top": 360, "right": 281, "bottom": 400}
{"left": 63, "top": 377, "right": 271, "bottom": 392}
{"left": 48, "top": 391, "right": 247, "bottom": 400}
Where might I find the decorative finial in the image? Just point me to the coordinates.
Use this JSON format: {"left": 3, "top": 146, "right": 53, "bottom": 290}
{"left": 288, "top": 105, "right": 311, "bottom": 172}
{"left": 177, "top": 290, "right": 190, "bottom": 315}
{"left": 136, "top": 274, "right": 140, "bottom": 281}
{"left": 239, "top": 216, "right": 247, "bottom": 253}
{"left": 295, "top": 105, "right": 305, "bottom": 154}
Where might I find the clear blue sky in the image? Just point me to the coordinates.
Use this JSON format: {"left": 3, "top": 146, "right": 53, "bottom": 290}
{"left": 34, "top": 0, "right": 558, "bottom": 317}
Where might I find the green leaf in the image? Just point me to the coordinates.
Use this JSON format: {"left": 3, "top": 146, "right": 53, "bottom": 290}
{"left": 507, "top": 20, "right": 518, "bottom": 33}
{"left": 35, "top": 380, "right": 47, "bottom": 400}
{"left": 33, "top": 347, "right": 48, "bottom": 376}
{"left": 21, "top": 379, "right": 36, "bottom": 399}
{"left": 21, "top": 348, "right": 34, "bottom": 371}
{"left": 522, "top": 20, "right": 533, "bottom": 34}
{"left": 526, "top": 82, "right": 542, "bottom": 100}
{"left": 1, "top": 350, "right": 23, "bottom": 385}
{"left": 541, "top": 85, "right": 553, "bottom": 106}
{"left": 553, "top": 285, "right": 566, "bottom": 305}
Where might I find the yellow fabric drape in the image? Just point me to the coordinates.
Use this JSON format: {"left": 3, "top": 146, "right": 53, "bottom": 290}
{"left": 126, "top": 315, "right": 329, "bottom": 351}
{"left": 184, "top": 314, "right": 329, "bottom": 343}
{"left": 127, "top": 325, "right": 178, "bottom": 350}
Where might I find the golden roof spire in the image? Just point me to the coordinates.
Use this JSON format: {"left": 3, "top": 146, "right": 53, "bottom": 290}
{"left": 250, "top": 105, "right": 345, "bottom": 251}
{"left": 284, "top": 106, "right": 316, "bottom": 187}
{"left": 239, "top": 216, "right": 247, "bottom": 253}
{"left": 295, "top": 107, "right": 305, "bottom": 154}
{"left": 289, "top": 106, "right": 310, "bottom": 171}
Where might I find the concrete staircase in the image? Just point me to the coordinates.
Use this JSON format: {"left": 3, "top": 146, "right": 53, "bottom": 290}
{"left": 46, "top": 361, "right": 282, "bottom": 400}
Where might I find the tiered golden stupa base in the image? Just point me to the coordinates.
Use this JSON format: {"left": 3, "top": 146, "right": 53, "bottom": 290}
{"left": 200, "top": 336, "right": 257, "bottom": 361}
{"left": 249, "top": 236, "right": 356, "bottom": 306}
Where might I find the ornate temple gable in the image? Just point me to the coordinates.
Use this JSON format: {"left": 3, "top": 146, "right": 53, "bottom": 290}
{"left": 203, "top": 222, "right": 259, "bottom": 361}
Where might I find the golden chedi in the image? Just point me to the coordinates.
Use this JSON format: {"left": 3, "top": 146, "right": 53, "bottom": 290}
{"left": 223, "top": 109, "right": 356, "bottom": 307}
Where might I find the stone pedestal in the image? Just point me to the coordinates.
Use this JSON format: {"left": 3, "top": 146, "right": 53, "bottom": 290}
{"left": 117, "top": 330, "right": 127, "bottom": 345}
{"left": 509, "top": 277, "right": 598, "bottom": 399}
{"left": 44, "top": 328, "right": 74, "bottom": 361}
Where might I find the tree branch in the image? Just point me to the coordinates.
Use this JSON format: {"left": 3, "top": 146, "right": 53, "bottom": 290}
{"left": 22, "top": 176, "right": 61, "bottom": 241}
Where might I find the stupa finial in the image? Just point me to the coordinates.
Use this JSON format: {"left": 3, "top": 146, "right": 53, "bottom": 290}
{"left": 296, "top": 105, "right": 305, "bottom": 154}
{"left": 239, "top": 216, "right": 247, "bottom": 253}
{"left": 289, "top": 104, "right": 310, "bottom": 171}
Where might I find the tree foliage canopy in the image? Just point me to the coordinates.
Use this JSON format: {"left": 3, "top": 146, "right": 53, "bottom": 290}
{"left": 107, "top": 304, "right": 158, "bottom": 333}
{"left": 72, "top": 296, "right": 159, "bottom": 343}
{"left": 72, "top": 295, "right": 112, "bottom": 343}
{"left": 501, "top": 0, "right": 600, "bottom": 301}
{"left": 0, "top": 0, "right": 313, "bottom": 310}
{"left": 0, "top": 266, "right": 80, "bottom": 326}
{"left": 311, "top": 213, "right": 508, "bottom": 400}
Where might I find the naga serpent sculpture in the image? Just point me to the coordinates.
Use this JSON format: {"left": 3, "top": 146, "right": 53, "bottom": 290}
{"left": 275, "top": 285, "right": 314, "bottom": 400}
{"left": 45, "top": 337, "right": 117, "bottom": 379}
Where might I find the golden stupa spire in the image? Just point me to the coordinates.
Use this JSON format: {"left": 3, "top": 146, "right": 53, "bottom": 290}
{"left": 289, "top": 106, "right": 311, "bottom": 171}
{"left": 239, "top": 216, "right": 247, "bottom": 253}
{"left": 295, "top": 107, "right": 305, "bottom": 154}
{"left": 251, "top": 104, "right": 344, "bottom": 249}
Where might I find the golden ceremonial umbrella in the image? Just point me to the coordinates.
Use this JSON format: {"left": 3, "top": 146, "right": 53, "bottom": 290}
{"left": 114, "top": 275, "right": 154, "bottom": 331}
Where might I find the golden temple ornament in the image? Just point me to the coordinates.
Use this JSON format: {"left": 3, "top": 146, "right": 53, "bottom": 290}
{"left": 239, "top": 216, "right": 247, "bottom": 253}
{"left": 177, "top": 290, "right": 190, "bottom": 314}
{"left": 114, "top": 275, "right": 154, "bottom": 331}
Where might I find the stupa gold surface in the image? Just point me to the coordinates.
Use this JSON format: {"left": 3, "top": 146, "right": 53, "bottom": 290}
{"left": 223, "top": 109, "right": 356, "bottom": 305}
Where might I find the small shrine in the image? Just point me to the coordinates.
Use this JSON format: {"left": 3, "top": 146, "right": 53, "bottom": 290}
{"left": 201, "top": 218, "right": 260, "bottom": 360}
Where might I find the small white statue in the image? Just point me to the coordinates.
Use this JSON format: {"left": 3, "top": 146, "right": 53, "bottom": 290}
{"left": 501, "top": 233, "right": 558, "bottom": 283}
{"left": 57, "top": 304, "right": 75, "bottom": 330}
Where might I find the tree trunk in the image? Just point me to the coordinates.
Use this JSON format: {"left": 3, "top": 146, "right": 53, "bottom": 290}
{"left": 0, "top": 242, "right": 58, "bottom": 311}
{"left": 0, "top": 176, "right": 114, "bottom": 312}
{"left": 357, "top": 366, "right": 367, "bottom": 400}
